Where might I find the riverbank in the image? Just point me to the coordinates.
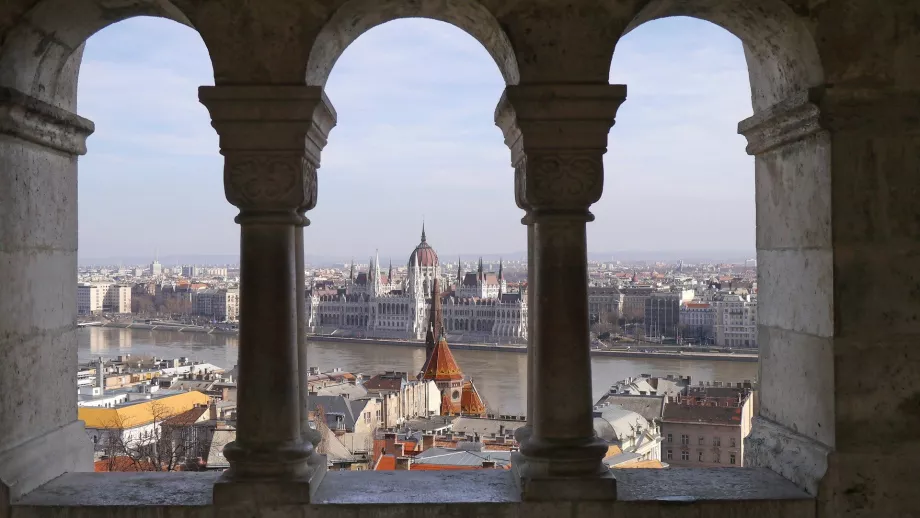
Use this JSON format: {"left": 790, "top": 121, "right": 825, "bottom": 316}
{"left": 95, "top": 322, "right": 758, "bottom": 362}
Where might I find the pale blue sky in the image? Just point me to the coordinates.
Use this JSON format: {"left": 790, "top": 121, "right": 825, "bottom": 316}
{"left": 76, "top": 16, "right": 753, "bottom": 262}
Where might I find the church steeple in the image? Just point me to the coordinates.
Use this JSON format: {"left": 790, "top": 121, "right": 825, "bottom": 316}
{"left": 498, "top": 258, "right": 503, "bottom": 280}
{"left": 388, "top": 258, "right": 393, "bottom": 283}
{"left": 424, "top": 278, "right": 443, "bottom": 363}
{"left": 349, "top": 259, "right": 355, "bottom": 283}
{"left": 421, "top": 221, "right": 427, "bottom": 243}
{"left": 457, "top": 256, "right": 462, "bottom": 286}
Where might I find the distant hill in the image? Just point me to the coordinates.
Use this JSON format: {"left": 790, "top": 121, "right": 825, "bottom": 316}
{"left": 78, "top": 249, "right": 755, "bottom": 267}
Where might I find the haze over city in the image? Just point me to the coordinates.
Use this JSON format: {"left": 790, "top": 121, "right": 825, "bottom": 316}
{"left": 77, "top": 16, "right": 754, "bottom": 263}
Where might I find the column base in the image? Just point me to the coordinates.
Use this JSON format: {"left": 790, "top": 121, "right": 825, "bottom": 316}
{"left": 512, "top": 451, "right": 617, "bottom": 501}
{"left": 213, "top": 456, "right": 327, "bottom": 507}
{"left": 745, "top": 417, "right": 831, "bottom": 496}
{"left": 0, "top": 420, "right": 92, "bottom": 502}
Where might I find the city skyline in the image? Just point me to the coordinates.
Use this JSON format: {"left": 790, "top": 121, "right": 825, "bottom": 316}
{"left": 77, "top": 16, "right": 754, "bottom": 260}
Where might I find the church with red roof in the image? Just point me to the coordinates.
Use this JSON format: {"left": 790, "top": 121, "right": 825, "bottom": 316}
{"left": 418, "top": 279, "right": 487, "bottom": 417}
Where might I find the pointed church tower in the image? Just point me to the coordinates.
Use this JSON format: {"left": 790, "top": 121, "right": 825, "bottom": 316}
{"left": 457, "top": 257, "right": 462, "bottom": 288}
{"left": 424, "top": 279, "right": 443, "bottom": 360}
{"left": 498, "top": 258, "right": 504, "bottom": 296}
{"left": 388, "top": 258, "right": 393, "bottom": 285}
{"left": 372, "top": 250, "right": 382, "bottom": 296}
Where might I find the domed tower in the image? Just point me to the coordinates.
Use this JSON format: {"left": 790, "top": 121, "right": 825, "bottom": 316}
{"left": 408, "top": 222, "right": 440, "bottom": 295}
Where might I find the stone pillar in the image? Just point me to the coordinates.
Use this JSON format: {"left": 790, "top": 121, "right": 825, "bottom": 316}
{"left": 0, "top": 87, "right": 95, "bottom": 511}
{"left": 741, "top": 86, "right": 920, "bottom": 516}
{"left": 513, "top": 209, "right": 535, "bottom": 446}
{"left": 738, "top": 89, "right": 834, "bottom": 496}
{"left": 199, "top": 85, "right": 335, "bottom": 505}
{"left": 495, "top": 84, "right": 625, "bottom": 501}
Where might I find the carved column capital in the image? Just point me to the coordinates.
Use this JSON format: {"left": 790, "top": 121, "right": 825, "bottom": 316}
{"left": 738, "top": 85, "right": 920, "bottom": 155}
{"left": 199, "top": 85, "right": 336, "bottom": 221}
{"left": 0, "top": 87, "right": 95, "bottom": 155}
{"left": 495, "top": 84, "right": 626, "bottom": 216}
{"left": 738, "top": 89, "right": 823, "bottom": 155}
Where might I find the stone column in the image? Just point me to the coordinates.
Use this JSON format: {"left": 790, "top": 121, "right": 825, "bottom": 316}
{"left": 738, "top": 89, "right": 834, "bottom": 496}
{"left": 741, "top": 86, "right": 920, "bottom": 516}
{"left": 513, "top": 208, "right": 535, "bottom": 446}
{"left": 0, "top": 87, "right": 95, "bottom": 507}
{"left": 495, "top": 84, "right": 625, "bottom": 501}
{"left": 199, "top": 85, "right": 335, "bottom": 505}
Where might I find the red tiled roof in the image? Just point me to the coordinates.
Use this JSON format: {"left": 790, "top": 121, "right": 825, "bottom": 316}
{"left": 420, "top": 336, "right": 463, "bottom": 381}
{"left": 364, "top": 373, "right": 406, "bottom": 392}
{"left": 162, "top": 406, "right": 208, "bottom": 427}
{"left": 460, "top": 381, "right": 486, "bottom": 416}
{"left": 374, "top": 454, "right": 397, "bottom": 471}
{"left": 94, "top": 456, "right": 158, "bottom": 472}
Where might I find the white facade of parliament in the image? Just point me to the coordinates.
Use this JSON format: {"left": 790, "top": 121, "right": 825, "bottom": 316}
{"left": 306, "top": 228, "right": 527, "bottom": 341}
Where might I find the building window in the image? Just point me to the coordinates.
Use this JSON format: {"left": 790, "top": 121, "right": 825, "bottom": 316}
{"left": 681, "top": 434, "right": 689, "bottom": 445}
{"left": 730, "top": 453, "right": 736, "bottom": 465}
{"left": 698, "top": 436, "right": 704, "bottom": 445}
{"left": 714, "top": 453, "right": 721, "bottom": 463}
{"left": 713, "top": 436, "right": 721, "bottom": 447}
{"left": 667, "top": 433, "right": 672, "bottom": 443}
{"left": 730, "top": 437, "right": 736, "bottom": 448}
{"left": 681, "top": 450, "right": 689, "bottom": 461}
{"left": 666, "top": 449, "right": 672, "bottom": 460}
{"left": 698, "top": 451, "right": 703, "bottom": 462}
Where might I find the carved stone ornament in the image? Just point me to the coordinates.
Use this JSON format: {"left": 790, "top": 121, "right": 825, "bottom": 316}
{"left": 224, "top": 154, "right": 315, "bottom": 211}
{"left": 519, "top": 153, "right": 604, "bottom": 211}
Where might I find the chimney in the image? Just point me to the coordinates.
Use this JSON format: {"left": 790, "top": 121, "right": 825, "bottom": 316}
{"left": 209, "top": 401, "right": 218, "bottom": 421}
{"left": 395, "top": 457, "right": 411, "bottom": 470}
{"left": 384, "top": 432, "right": 398, "bottom": 454}
{"left": 95, "top": 358, "right": 105, "bottom": 391}
{"left": 481, "top": 460, "right": 496, "bottom": 469}
{"left": 422, "top": 434, "right": 435, "bottom": 451}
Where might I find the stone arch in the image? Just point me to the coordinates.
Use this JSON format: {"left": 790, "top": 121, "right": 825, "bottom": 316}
{"left": 613, "top": 0, "right": 833, "bottom": 495}
{"left": 0, "top": 0, "right": 211, "bottom": 111}
{"left": 304, "top": 0, "right": 519, "bottom": 87}
{"left": 618, "top": 0, "right": 824, "bottom": 111}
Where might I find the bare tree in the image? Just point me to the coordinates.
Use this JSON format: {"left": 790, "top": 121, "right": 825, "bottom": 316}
{"left": 101, "top": 401, "right": 198, "bottom": 472}
{"left": 311, "top": 405, "right": 331, "bottom": 456}
{"left": 132, "top": 294, "right": 156, "bottom": 315}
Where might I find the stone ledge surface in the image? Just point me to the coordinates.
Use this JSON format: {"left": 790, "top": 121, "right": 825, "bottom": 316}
{"left": 15, "top": 472, "right": 219, "bottom": 507}
{"left": 14, "top": 467, "right": 810, "bottom": 508}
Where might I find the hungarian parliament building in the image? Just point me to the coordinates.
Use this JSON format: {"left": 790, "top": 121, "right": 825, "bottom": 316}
{"left": 306, "top": 227, "right": 528, "bottom": 342}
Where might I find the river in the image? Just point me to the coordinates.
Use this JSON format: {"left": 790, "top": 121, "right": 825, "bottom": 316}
{"left": 79, "top": 327, "right": 758, "bottom": 415}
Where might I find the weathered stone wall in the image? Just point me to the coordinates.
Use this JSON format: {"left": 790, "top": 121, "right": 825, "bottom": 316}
{"left": 0, "top": 0, "right": 917, "bottom": 515}
{"left": 0, "top": 88, "right": 95, "bottom": 501}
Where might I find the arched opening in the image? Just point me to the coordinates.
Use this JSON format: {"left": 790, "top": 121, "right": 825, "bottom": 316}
{"left": 304, "top": 0, "right": 519, "bottom": 87}
{"left": 605, "top": 0, "right": 830, "bottom": 493}
{"left": 596, "top": 16, "right": 758, "bottom": 470}
{"left": 0, "top": 0, "right": 217, "bottom": 484}
{"left": 303, "top": 17, "right": 528, "bottom": 462}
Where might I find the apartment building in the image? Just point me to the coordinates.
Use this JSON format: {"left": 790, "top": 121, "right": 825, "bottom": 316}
{"left": 679, "top": 301, "right": 714, "bottom": 343}
{"left": 588, "top": 286, "right": 623, "bottom": 324}
{"left": 191, "top": 288, "right": 240, "bottom": 322}
{"left": 711, "top": 292, "right": 758, "bottom": 348}
{"left": 644, "top": 290, "right": 695, "bottom": 340}
{"left": 77, "top": 282, "right": 131, "bottom": 315}
{"left": 660, "top": 383, "right": 754, "bottom": 467}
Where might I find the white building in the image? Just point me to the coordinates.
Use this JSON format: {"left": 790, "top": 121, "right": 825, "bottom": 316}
{"left": 679, "top": 301, "right": 714, "bottom": 343}
{"left": 306, "top": 227, "right": 527, "bottom": 341}
{"left": 77, "top": 282, "right": 131, "bottom": 315}
{"left": 192, "top": 288, "right": 239, "bottom": 322}
{"left": 711, "top": 292, "right": 758, "bottom": 348}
